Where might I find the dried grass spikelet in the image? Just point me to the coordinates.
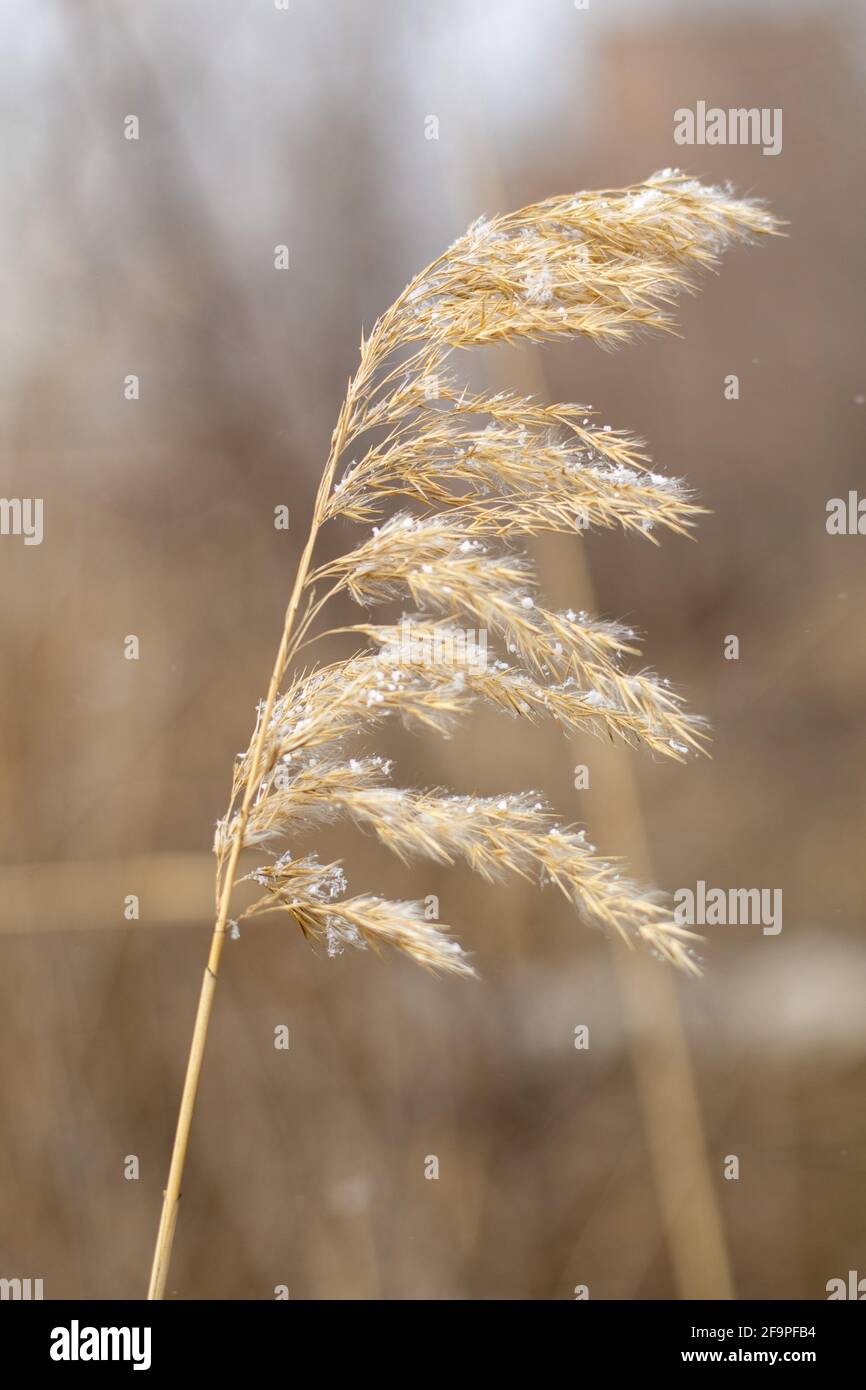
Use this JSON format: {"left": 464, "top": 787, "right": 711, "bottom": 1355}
{"left": 216, "top": 169, "right": 779, "bottom": 980}
{"left": 148, "top": 170, "right": 780, "bottom": 1297}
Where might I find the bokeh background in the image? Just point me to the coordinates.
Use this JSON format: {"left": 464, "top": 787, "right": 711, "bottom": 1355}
{"left": 1, "top": 0, "right": 864, "bottom": 1299}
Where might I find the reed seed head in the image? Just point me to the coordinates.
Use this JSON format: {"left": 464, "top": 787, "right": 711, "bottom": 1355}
{"left": 218, "top": 170, "right": 781, "bottom": 977}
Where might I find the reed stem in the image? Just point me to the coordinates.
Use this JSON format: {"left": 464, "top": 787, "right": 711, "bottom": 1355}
{"left": 146, "top": 398, "right": 353, "bottom": 1298}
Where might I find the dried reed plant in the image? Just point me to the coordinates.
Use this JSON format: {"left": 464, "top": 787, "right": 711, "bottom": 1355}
{"left": 148, "top": 170, "right": 779, "bottom": 1297}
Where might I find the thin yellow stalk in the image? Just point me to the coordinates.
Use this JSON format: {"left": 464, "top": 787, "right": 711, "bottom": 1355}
{"left": 146, "top": 392, "right": 355, "bottom": 1299}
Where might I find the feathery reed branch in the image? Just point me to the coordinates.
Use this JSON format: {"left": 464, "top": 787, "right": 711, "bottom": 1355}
{"left": 148, "top": 170, "right": 780, "bottom": 1298}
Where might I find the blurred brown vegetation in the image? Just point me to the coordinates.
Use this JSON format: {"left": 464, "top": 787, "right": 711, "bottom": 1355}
{"left": 0, "top": 1, "right": 864, "bottom": 1298}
